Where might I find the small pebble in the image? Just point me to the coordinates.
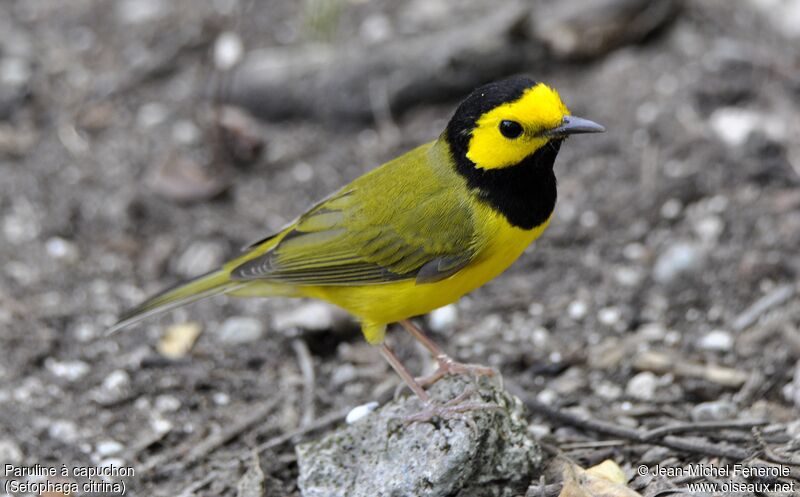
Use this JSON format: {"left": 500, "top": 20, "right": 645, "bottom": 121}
{"left": 536, "top": 389, "right": 558, "bottom": 405}
{"left": 693, "top": 215, "right": 724, "bottom": 244}
{"left": 116, "top": 0, "right": 165, "bottom": 24}
{"left": 653, "top": 242, "right": 705, "bottom": 283}
{"left": 709, "top": 107, "right": 759, "bottom": 147}
{"left": 660, "top": 198, "right": 683, "bottom": 219}
{"left": 345, "top": 401, "right": 379, "bottom": 424}
{"left": 636, "top": 322, "right": 667, "bottom": 342}
{"left": 216, "top": 316, "right": 265, "bottom": 344}
{"left": 273, "top": 302, "right": 343, "bottom": 333}
{"left": 154, "top": 394, "right": 182, "bottom": 412}
{"left": 691, "top": 400, "right": 737, "bottom": 421}
{"left": 360, "top": 14, "right": 393, "bottom": 43}
{"left": 48, "top": 419, "right": 79, "bottom": 443}
{"left": 0, "top": 439, "right": 23, "bottom": 465}
{"left": 0, "top": 57, "right": 31, "bottom": 87}
{"left": 527, "top": 423, "right": 551, "bottom": 438}
{"left": 175, "top": 241, "right": 225, "bottom": 278}
{"left": 150, "top": 416, "right": 173, "bottom": 435}
{"left": 614, "top": 266, "right": 642, "bottom": 287}
{"left": 697, "top": 329, "right": 734, "bottom": 352}
{"left": 427, "top": 304, "right": 458, "bottom": 332}
{"left": 626, "top": 372, "right": 658, "bottom": 400}
{"left": 45, "top": 359, "right": 90, "bottom": 382}
{"left": 595, "top": 381, "right": 623, "bottom": 401}
{"left": 158, "top": 322, "right": 202, "bottom": 359}
{"left": 171, "top": 119, "right": 201, "bottom": 145}
{"left": 103, "top": 369, "right": 131, "bottom": 392}
{"left": 598, "top": 307, "right": 621, "bottom": 326}
{"left": 95, "top": 439, "right": 124, "bottom": 457}
{"left": 213, "top": 31, "right": 244, "bottom": 71}
{"left": 137, "top": 102, "right": 168, "bottom": 128}
{"left": 45, "top": 236, "right": 79, "bottom": 262}
{"left": 567, "top": 300, "right": 587, "bottom": 320}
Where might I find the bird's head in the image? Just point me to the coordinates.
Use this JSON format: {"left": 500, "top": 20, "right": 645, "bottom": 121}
{"left": 445, "top": 76, "right": 604, "bottom": 170}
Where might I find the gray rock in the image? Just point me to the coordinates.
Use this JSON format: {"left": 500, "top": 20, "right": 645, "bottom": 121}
{"left": 296, "top": 376, "right": 541, "bottom": 497}
{"left": 216, "top": 316, "right": 265, "bottom": 344}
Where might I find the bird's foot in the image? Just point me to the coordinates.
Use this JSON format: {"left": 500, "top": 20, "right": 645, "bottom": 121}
{"left": 415, "top": 354, "right": 497, "bottom": 388}
{"left": 404, "top": 389, "right": 501, "bottom": 428}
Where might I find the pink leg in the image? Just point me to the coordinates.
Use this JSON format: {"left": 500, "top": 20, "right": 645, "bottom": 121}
{"left": 400, "top": 320, "right": 496, "bottom": 387}
{"left": 380, "top": 343, "right": 430, "bottom": 402}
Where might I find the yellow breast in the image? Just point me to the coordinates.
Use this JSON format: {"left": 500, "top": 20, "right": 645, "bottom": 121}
{"left": 304, "top": 205, "right": 551, "bottom": 336}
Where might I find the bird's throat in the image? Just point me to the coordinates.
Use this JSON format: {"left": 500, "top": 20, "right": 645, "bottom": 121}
{"left": 453, "top": 140, "right": 560, "bottom": 230}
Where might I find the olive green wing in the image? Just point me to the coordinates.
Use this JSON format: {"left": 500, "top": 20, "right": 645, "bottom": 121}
{"left": 231, "top": 156, "right": 476, "bottom": 286}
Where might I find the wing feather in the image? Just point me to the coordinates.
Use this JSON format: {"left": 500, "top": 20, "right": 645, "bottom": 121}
{"left": 231, "top": 144, "right": 477, "bottom": 285}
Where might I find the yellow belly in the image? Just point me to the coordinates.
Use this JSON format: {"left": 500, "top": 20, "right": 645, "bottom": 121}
{"left": 302, "top": 209, "right": 551, "bottom": 340}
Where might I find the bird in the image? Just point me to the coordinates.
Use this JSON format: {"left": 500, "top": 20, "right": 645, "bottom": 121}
{"left": 110, "top": 76, "right": 604, "bottom": 419}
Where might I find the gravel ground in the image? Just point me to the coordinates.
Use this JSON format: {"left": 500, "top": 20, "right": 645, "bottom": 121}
{"left": 1, "top": 0, "right": 799, "bottom": 495}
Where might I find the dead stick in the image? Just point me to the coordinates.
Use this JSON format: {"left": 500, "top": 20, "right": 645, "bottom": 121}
{"left": 248, "top": 406, "right": 350, "bottom": 458}
{"left": 519, "top": 393, "right": 752, "bottom": 460}
{"left": 641, "top": 419, "right": 768, "bottom": 440}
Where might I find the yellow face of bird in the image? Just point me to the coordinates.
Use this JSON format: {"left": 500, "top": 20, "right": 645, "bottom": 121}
{"left": 466, "top": 83, "right": 570, "bottom": 170}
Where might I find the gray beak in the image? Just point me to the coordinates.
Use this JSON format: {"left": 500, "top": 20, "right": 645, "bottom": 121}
{"left": 543, "top": 115, "right": 605, "bottom": 137}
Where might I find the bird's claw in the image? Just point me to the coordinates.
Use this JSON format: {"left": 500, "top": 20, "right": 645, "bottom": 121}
{"left": 415, "top": 354, "right": 497, "bottom": 388}
{"left": 403, "top": 389, "right": 502, "bottom": 429}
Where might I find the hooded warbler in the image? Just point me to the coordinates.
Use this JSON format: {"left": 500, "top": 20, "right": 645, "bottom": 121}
{"left": 111, "top": 76, "right": 604, "bottom": 410}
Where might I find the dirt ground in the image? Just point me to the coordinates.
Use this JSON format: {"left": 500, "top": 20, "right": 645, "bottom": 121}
{"left": 1, "top": 0, "right": 799, "bottom": 495}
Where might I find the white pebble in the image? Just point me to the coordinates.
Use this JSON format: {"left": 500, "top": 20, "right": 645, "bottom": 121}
{"left": 598, "top": 307, "right": 621, "bottom": 326}
{"left": 150, "top": 416, "right": 173, "bottom": 435}
{"left": 216, "top": 316, "right": 264, "bottom": 344}
{"left": 660, "top": 198, "right": 683, "bottom": 219}
{"left": 45, "top": 237, "right": 79, "bottom": 261}
{"left": 697, "top": 329, "right": 734, "bottom": 352}
{"left": 536, "top": 389, "right": 557, "bottom": 405}
{"left": 48, "top": 419, "right": 79, "bottom": 443}
{"left": 693, "top": 215, "right": 724, "bottom": 244}
{"left": 709, "top": 107, "right": 759, "bottom": 147}
{"left": 154, "top": 394, "right": 182, "bottom": 412}
{"left": 346, "top": 401, "right": 379, "bottom": 424}
{"left": 0, "top": 439, "right": 23, "bottom": 465}
{"left": 568, "top": 300, "right": 587, "bottom": 320}
{"left": 273, "top": 302, "right": 338, "bottom": 332}
{"left": 427, "top": 304, "right": 458, "bottom": 332}
{"left": 614, "top": 266, "right": 642, "bottom": 287}
{"left": 653, "top": 242, "right": 705, "bottom": 283}
{"left": 579, "top": 210, "right": 599, "bottom": 228}
{"left": 626, "top": 372, "right": 657, "bottom": 400}
{"left": 175, "top": 241, "right": 225, "bottom": 278}
{"left": 636, "top": 322, "right": 666, "bottom": 342}
{"left": 172, "top": 120, "right": 201, "bottom": 145}
{"left": 95, "top": 439, "right": 124, "bottom": 457}
{"left": 137, "top": 102, "right": 168, "bottom": 128}
{"left": 102, "top": 369, "right": 131, "bottom": 392}
{"left": 213, "top": 31, "right": 243, "bottom": 71}
{"left": 691, "top": 400, "right": 736, "bottom": 421}
{"left": 45, "top": 359, "right": 90, "bottom": 381}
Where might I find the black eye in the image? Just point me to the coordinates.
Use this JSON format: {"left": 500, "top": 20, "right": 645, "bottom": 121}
{"left": 499, "top": 120, "right": 523, "bottom": 139}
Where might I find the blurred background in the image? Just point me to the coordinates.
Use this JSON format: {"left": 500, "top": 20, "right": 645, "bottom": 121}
{"left": 0, "top": 0, "right": 799, "bottom": 495}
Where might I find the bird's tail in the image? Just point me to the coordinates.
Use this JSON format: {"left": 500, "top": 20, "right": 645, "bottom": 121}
{"left": 106, "top": 269, "right": 243, "bottom": 334}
